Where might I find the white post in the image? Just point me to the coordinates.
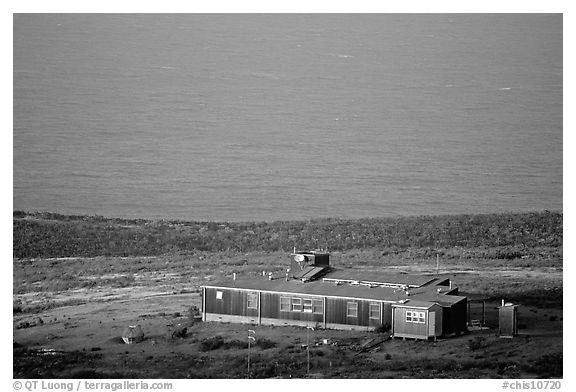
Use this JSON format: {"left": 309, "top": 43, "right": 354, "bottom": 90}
{"left": 248, "top": 329, "right": 256, "bottom": 378}
{"left": 201, "top": 287, "right": 206, "bottom": 322}
{"left": 306, "top": 326, "right": 314, "bottom": 374}
{"left": 247, "top": 336, "right": 250, "bottom": 378}
{"left": 307, "top": 327, "right": 310, "bottom": 374}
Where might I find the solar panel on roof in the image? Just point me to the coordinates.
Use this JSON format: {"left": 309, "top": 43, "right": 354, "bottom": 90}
{"left": 292, "top": 266, "right": 316, "bottom": 279}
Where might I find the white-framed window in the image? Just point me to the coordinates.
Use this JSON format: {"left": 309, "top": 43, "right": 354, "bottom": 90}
{"left": 303, "top": 299, "right": 313, "bottom": 313}
{"left": 417, "top": 311, "right": 425, "bottom": 323}
{"left": 406, "top": 310, "right": 413, "bottom": 322}
{"left": 292, "top": 298, "right": 302, "bottom": 312}
{"left": 369, "top": 302, "right": 380, "bottom": 320}
{"left": 312, "top": 299, "right": 324, "bottom": 314}
{"left": 280, "top": 296, "right": 290, "bottom": 312}
{"left": 347, "top": 302, "right": 358, "bottom": 318}
{"left": 406, "top": 310, "right": 426, "bottom": 323}
{"left": 247, "top": 292, "right": 258, "bottom": 309}
{"left": 216, "top": 291, "right": 223, "bottom": 300}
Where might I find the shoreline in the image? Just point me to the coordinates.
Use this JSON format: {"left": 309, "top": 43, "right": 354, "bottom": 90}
{"left": 13, "top": 208, "right": 563, "bottom": 225}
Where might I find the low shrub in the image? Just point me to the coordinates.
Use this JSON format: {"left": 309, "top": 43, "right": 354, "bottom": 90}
{"left": 171, "top": 326, "right": 188, "bottom": 339}
{"left": 468, "top": 336, "right": 487, "bottom": 351}
{"left": 199, "top": 336, "right": 225, "bottom": 351}
{"left": 224, "top": 339, "right": 248, "bottom": 349}
{"left": 524, "top": 352, "right": 562, "bottom": 378}
{"left": 255, "top": 338, "right": 276, "bottom": 350}
{"left": 374, "top": 323, "right": 391, "bottom": 333}
{"left": 199, "top": 337, "right": 258, "bottom": 351}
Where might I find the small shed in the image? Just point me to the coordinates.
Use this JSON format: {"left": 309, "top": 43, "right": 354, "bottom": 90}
{"left": 391, "top": 300, "right": 442, "bottom": 340}
{"left": 498, "top": 302, "right": 518, "bottom": 338}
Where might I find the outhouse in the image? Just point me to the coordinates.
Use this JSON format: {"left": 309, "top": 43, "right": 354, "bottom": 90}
{"left": 498, "top": 301, "right": 518, "bottom": 338}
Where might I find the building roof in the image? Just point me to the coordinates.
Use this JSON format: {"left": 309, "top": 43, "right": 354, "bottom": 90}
{"left": 408, "top": 290, "right": 467, "bottom": 305}
{"left": 203, "top": 273, "right": 467, "bottom": 305}
{"left": 204, "top": 277, "right": 407, "bottom": 302}
{"left": 391, "top": 300, "right": 438, "bottom": 309}
{"left": 322, "top": 269, "right": 436, "bottom": 287}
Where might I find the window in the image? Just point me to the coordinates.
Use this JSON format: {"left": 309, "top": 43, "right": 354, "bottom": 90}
{"left": 347, "top": 302, "right": 358, "bottom": 317}
{"left": 417, "top": 311, "right": 425, "bottom": 323}
{"left": 312, "top": 299, "right": 324, "bottom": 315}
{"left": 369, "top": 302, "right": 380, "bottom": 320}
{"left": 280, "top": 296, "right": 290, "bottom": 312}
{"left": 292, "top": 298, "right": 302, "bottom": 312}
{"left": 247, "top": 292, "right": 258, "bottom": 309}
{"left": 303, "top": 299, "right": 313, "bottom": 313}
{"left": 406, "top": 310, "right": 426, "bottom": 323}
{"left": 216, "top": 291, "right": 223, "bottom": 300}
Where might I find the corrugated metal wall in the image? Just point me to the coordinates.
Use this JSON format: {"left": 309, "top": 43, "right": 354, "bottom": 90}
{"left": 204, "top": 287, "right": 395, "bottom": 329}
{"left": 261, "top": 291, "right": 324, "bottom": 323}
{"left": 204, "top": 287, "right": 259, "bottom": 318}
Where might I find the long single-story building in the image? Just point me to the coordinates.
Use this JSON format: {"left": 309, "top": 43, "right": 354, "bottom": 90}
{"left": 201, "top": 251, "right": 468, "bottom": 340}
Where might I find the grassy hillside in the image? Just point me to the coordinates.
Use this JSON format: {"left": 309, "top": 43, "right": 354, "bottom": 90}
{"left": 13, "top": 210, "right": 562, "bottom": 258}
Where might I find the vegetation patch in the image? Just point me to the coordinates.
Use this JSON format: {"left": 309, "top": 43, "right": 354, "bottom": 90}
{"left": 468, "top": 336, "right": 487, "bottom": 351}
{"left": 13, "top": 345, "right": 103, "bottom": 379}
{"left": 523, "top": 352, "right": 562, "bottom": 378}
{"left": 13, "top": 211, "right": 562, "bottom": 258}
{"left": 486, "top": 287, "right": 563, "bottom": 309}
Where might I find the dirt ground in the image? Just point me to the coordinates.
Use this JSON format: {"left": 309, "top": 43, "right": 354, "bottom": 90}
{"left": 13, "top": 255, "right": 563, "bottom": 379}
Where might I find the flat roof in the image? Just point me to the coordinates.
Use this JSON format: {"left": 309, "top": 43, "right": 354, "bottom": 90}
{"left": 323, "top": 269, "right": 436, "bottom": 287}
{"left": 203, "top": 275, "right": 466, "bottom": 305}
{"left": 409, "top": 291, "right": 467, "bottom": 305}
{"left": 391, "top": 300, "right": 437, "bottom": 309}
{"left": 204, "top": 277, "right": 407, "bottom": 302}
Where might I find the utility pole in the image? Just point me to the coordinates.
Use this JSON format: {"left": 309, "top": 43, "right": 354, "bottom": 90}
{"left": 247, "top": 329, "right": 256, "bottom": 378}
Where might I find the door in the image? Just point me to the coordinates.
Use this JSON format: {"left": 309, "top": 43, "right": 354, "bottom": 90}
{"left": 428, "top": 311, "right": 436, "bottom": 338}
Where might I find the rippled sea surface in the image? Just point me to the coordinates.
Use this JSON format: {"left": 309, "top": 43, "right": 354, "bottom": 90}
{"left": 13, "top": 14, "right": 562, "bottom": 221}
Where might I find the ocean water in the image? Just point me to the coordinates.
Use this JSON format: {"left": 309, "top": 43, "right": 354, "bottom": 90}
{"left": 13, "top": 14, "right": 562, "bottom": 222}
